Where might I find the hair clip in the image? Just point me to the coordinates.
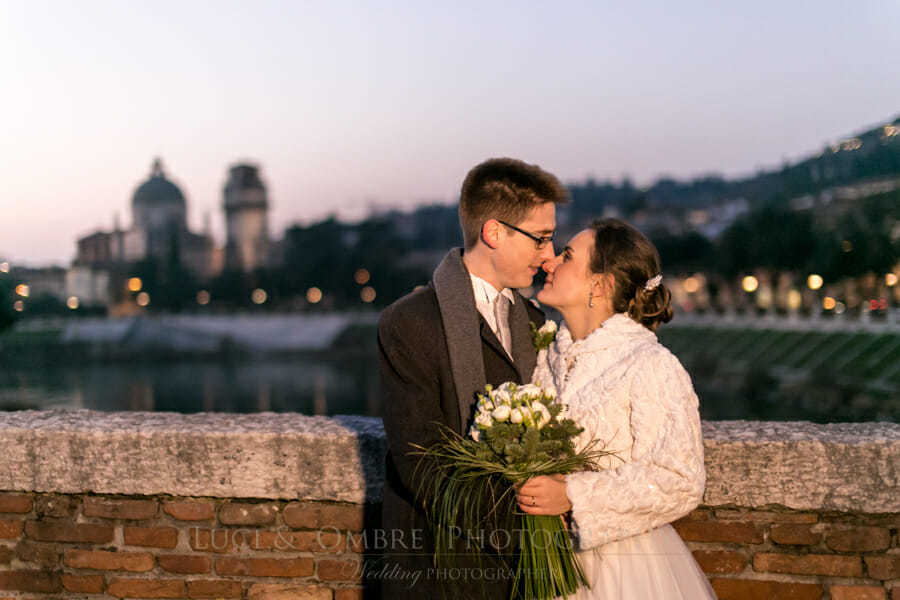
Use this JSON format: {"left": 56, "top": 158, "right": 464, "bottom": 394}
{"left": 644, "top": 274, "right": 662, "bottom": 291}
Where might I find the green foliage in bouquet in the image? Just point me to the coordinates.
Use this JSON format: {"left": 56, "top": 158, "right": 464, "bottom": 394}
{"left": 413, "top": 382, "right": 612, "bottom": 599}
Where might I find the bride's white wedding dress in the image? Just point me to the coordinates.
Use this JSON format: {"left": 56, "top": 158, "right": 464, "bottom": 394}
{"left": 532, "top": 314, "right": 717, "bottom": 599}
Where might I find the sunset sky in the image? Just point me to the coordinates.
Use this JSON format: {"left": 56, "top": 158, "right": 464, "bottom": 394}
{"left": 1, "top": 1, "right": 898, "bottom": 266}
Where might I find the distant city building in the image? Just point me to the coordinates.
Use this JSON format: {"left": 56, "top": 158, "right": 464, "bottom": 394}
{"left": 75, "top": 158, "right": 218, "bottom": 280}
{"left": 223, "top": 164, "right": 270, "bottom": 272}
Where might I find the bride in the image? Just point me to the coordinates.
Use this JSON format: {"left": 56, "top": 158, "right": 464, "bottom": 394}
{"left": 516, "top": 218, "right": 717, "bottom": 599}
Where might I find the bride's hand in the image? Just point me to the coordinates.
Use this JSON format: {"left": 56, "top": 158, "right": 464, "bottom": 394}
{"left": 516, "top": 474, "right": 572, "bottom": 515}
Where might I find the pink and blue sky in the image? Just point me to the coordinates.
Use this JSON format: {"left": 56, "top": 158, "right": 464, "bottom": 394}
{"left": 1, "top": 1, "right": 898, "bottom": 266}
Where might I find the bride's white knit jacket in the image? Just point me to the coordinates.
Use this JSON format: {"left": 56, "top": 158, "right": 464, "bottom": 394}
{"left": 532, "top": 313, "right": 706, "bottom": 550}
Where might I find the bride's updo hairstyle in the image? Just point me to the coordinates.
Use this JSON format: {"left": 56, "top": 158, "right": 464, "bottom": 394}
{"left": 589, "top": 218, "right": 673, "bottom": 331}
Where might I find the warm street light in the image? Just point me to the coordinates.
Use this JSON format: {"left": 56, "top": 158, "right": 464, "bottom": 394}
{"left": 128, "top": 277, "right": 143, "bottom": 292}
{"left": 887, "top": 273, "right": 898, "bottom": 287}
{"left": 15, "top": 284, "right": 29, "bottom": 297}
{"left": 136, "top": 292, "right": 150, "bottom": 307}
{"left": 197, "top": 290, "right": 210, "bottom": 305}
{"left": 67, "top": 296, "right": 79, "bottom": 310}
{"left": 823, "top": 297, "right": 836, "bottom": 310}
{"left": 354, "top": 268, "right": 371, "bottom": 285}
{"left": 741, "top": 276, "right": 758, "bottom": 293}
{"left": 807, "top": 274, "right": 823, "bottom": 290}
{"left": 361, "top": 286, "right": 376, "bottom": 303}
{"left": 252, "top": 289, "right": 267, "bottom": 304}
{"left": 306, "top": 287, "right": 323, "bottom": 304}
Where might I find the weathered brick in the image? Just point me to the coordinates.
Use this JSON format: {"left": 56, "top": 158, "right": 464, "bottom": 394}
{"left": 158, "top": 553, "right": 212, "bottom": 574}
{"left": 0, "top": 569, "right": 62, "bottom": 593}
{"left": 867, "top": 555, "right": 900, "bottom": 580}
{"left": 62, "top": 573, "right": 105, "bottom": 593}
{"left": 34, "top": 495, "right": 78, "bottom": 518}
{"left": 673, "top": 520, "right": 764, "bottom": 544}
{"left": 0, "top": 494, "right": 32, "bottom": 514}
{"left": 710, "top": 578, "right": 823, "bottom": 600}
{"left": 163, "top": 499, "right": 216, "bottom": 521}
{"left": 830, "top": 585, "right": 887, "bottom": 600}
{"left": 691, "top": 550, "right": 747, "bottom": 574}
{"left": 186, "top": 579, "right": 243, "bottom": 598}
{"left": 0, "top": 546, "right": 11, "bottom": 565}
{"left": 249, "top": 529, "right": 343, "bottom": 553}
{"left": 64, "top": 549, "right": 154, "bottom": 572}
{"left": 891, "top": 586, "right": 900, "bottom": 600}
{"left": 713, "top": 509, "right": 818, "bottom": 524}
{"left": 770, "top": 523, "right": 823, "bottom": 546}
{"left": 219, "top": 502, "right": 277, "bottom": 526}
{"left": 283, "top": 502, "right": 365, "bottom": 531}
{"left": 14, "top": 540, "right": 59, "bottom": 567}
{"left": 334, "top": 588, "right": 364, "bottom": 600}
{"left": 189, "top": 527, "right": 242, "bottom": 553}
{"left": 107, "top": 578, "right": 185, "bottom": 598}
{"left": 826, "top": 526, "right": 892, "bottom": 552}
{"left": 247, "top": 583, "right": 332, "bottom": 600}
{"left": 754, "top": 552, "right": 863, "bottom": 577}
{"left": 317, "top": 558, "right": 363, "bottom": 582}
{"left": 0, "top": 519, "right": 22, "bottom": 539}
{"left": 83, "top": 496, "right": 157, "bottom": 520}
{"left": 681, "top": 508, "right": 713, "bottom": 521}
{"left": 216, "top": 556, "right": 314, "bottom": 577}
{"left": 124, "top": 525, "right": 178, "bottom": 548}
{"left": 346, "top": 531, "right": 365, "bottom": 553}
{"left": 24, "top": 519, "right": 113, "bottom": 543}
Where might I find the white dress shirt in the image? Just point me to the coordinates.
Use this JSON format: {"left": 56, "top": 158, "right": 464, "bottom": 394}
{"left": 469, "top": 272, "right": 516, "bottom": 359}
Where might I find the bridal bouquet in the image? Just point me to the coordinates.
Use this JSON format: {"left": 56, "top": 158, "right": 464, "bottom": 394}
{"left": 414, "top": 381, "right": 608, "bottom": 599}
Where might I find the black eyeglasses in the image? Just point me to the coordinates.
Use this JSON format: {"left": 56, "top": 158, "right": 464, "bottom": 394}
{"left": 497, "top": 220, "right": 554, "bottom": 249}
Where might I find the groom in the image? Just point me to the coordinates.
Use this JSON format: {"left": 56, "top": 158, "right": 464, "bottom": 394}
{"left": 378, "top": 157, "right": 567, "bottom": 598}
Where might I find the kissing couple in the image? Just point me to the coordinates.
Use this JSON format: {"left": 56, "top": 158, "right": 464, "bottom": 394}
{"left": 379, "top": 158, "right": 717, "bottom": 599}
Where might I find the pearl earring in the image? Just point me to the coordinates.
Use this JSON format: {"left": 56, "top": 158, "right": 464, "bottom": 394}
{"left": 589, "top": 290, "right": 594, "bottom": 308}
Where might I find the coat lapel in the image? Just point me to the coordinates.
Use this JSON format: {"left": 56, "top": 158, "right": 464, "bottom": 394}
{"left": 432, "top": 249, "right": 486, "bottom": 433}
{"left": 509, "top": 294, "right": 537, "bottom": 383}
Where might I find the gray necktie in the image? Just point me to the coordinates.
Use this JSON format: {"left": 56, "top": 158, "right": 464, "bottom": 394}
{"left": 493, "top": 293, "right": 512, "bottom": 358}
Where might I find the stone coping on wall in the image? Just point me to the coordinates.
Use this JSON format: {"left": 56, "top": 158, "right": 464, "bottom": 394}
{"left": 0, "top": 410, "right": 897, "bottom": 513}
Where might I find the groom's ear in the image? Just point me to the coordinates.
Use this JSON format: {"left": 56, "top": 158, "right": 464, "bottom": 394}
{"left": 481, "top": 219, "right": 502, "bottom": 249}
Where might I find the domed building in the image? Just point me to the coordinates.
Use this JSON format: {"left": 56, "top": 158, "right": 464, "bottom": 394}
{"left": 132, "top": 157, "right": 187, "bottom": 244}
{"left": 74, "top": 158, "right": 218, "bottom": 285}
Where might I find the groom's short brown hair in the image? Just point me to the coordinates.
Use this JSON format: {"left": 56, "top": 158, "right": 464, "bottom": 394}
{"left": 459, "top": 158, "right": 568, "bottom": 249}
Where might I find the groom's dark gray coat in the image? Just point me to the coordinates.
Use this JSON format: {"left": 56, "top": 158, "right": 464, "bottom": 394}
{"left": 378, "top": 248, "right": 545, "bottom": 599}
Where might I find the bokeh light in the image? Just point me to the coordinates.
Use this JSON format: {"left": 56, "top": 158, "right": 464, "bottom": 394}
{"left": 741, "top": 276, "right": 758, "bottom": 293}
{"left": 251, "top": 288, "right": 267, "bottom": 304}
{"left": 306, "top": 287, "right": 323, "bottom": 304}
{"left": 66, "top": 296, "right": 79, "bottom": 310}
{"left": 361, "top": 286, "right": 376, "bottom": 303}
{"left": 354, "top": 268, "right": 371, "bottom": 285}
{"left": 807, "top": 274, "right": 823, "bottom": 290}
{"left": 128, "top": 277, "right": 143, "bottom": 292}
{"left": 196, "top": 290, "right": 210, "bottom": 305}
{"left": 15, "top": 284, "right": 29, "bottom": 297}
{"left": 136, "top": 292, "right": 150, "bottom": 307}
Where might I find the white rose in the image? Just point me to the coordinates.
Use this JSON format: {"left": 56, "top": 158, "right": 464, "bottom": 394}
{"left": 491, "top": 404, "right": 511, "bottom": 422}
{"left": 519, "top": 405, "right": 534, "bottom": 427}
{"left": 492, "top": 389, "right": 512, "bottom": 406}
{"left": 468, "top": 425, "right": 481, "bottom": 442}
{"left": 478, "top": 395, "right": 494, "bottom": 412}
{"left": 538, "top": 320, "right": 558, "bottom": 335}
{"left": 475, "top": 412, "right": 494, "bottom": 429}
{"left": 517, "top": 383, "right": 542, "bottom": 398}
{"left": 509, "top": 408, "right": 523, "bottom": 424}
{"left": 531, "top": 401, "right": 552, "bottom": 429}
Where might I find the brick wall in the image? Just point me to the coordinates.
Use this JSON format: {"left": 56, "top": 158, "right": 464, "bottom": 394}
{"left": 0, "top": 492, "right": 368, "bottom": 599}
{"left": 0, "top": 411, "right": 897, "bottom": 600}
{"left": 674, "top": 507, "right": 900, "bottom": 600}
